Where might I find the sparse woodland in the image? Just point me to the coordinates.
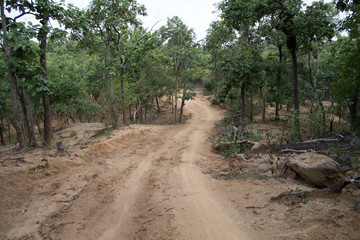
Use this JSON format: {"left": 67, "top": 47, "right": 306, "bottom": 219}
{"left": 1, "top": 1, "right": 360, "bottom": 239}
{"left": 0, "top": 0, "right": 359, "bottom": 151}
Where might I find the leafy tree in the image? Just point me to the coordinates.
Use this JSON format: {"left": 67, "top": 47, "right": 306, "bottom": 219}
{"left": 219, "top": 0, "right": 337, "bottom": 140}
{"left": 159, "top": 16, "right": 196, "bottom": 123}
{"left": 81, "top": 0, "right": 146, "bottom": 127}
{"left": 1, "top": 0, "right": 27, "bottom": 148}
{"left": 205, "top": 20, "right": 236, "bottom": 93}
{"left": 3, "top": 0, "right": 66, "bottom": 146}
{"left": 334, "top": 0, "right": 360, "bottom": 131}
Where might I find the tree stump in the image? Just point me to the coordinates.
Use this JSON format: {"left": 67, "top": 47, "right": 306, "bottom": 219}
{"left": 57, "top": 141, "right": 65, "bottom": 156}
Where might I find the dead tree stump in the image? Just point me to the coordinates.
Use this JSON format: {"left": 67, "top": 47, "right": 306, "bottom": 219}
{"left": 57, "top": 141, "right": 65, "bottom": 156}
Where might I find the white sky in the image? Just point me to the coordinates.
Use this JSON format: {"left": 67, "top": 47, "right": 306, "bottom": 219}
{"left": 10, "top": 0, "right": 331, "bottom": 41}
{"left": 64, "top": 0, "right": 327, "bottom": 41}
{"left": 64, "top": 0, "right": 220, "bottom": 41}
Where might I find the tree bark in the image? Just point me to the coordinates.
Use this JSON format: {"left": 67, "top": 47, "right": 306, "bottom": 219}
{"left": 348, "top": 95, "right": 358, "bottom": 131}
{"left": 241, "top": 83, "right": 246, "bottom": 121}
{"left": 307, "top": 52, "right": 326, "bottom": 132}
{"left": 144, "top": 104, "right": 148, "bottom": 123}
{"left": 275, "top": 102, "right": 280, "bottom": 120}
{"left": 287, "top": 35, "right": 301, "bottom": 141}
{"left": 0, "top": 118, "right": 5, "bottom": 145}
{"left": 260, "top": 87, "right": 266, "bottom": 123}
{"left": 39, "top": 16, "right": 51, "bottom": 146}
{"left": 1, "top": 0, "right": 25, "bottom": 149}
{"left": 104, "top": 43, "right": 118, "bottom": 127}
{"left": 109, "top": 74, "right": 118, "bottom": 127}
{"left": 175, "top": 75, "right": 178, "bottom": 123}
{"left": 18, "top": 82, "right": 37, "bottom": 146}
{"left": 275, "top": 45, "right": 283, "bottom": 120}
{"left": 121, "top": 78, "right": 128, "bottom": 125}
{"left": 140, "top": 107, "right": 143, "bottom": 124}
{"left": 179, "top": 81, "right": 186, "bottom": 123}
{"left": 129, "top": 104, "right": 133, "bottom": 121}
{"left": 156, "top": 96, "right": 160, "bottom": 113}
{"left": 174, "top": 52, "right": 179, "bottom": 124}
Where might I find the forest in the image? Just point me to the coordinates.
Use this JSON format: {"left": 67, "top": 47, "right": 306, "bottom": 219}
{"left": 0, "top": 0, "right": 359, "bottom": 150}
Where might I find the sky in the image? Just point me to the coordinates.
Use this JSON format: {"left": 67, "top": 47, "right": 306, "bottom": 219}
{"left": 10, "top": 0, "right": 331, "bottom": 41}
{"left": 64, "top": 0, "right": 220, "bottom": 41}
{"left": 64, "top": 0, "right": 329, "bottom": 41}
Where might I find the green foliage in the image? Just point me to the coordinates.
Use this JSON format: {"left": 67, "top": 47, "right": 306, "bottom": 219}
{"left": 71, "top": 130, "right": 77, "bottom": 137}
{"left": 303, "top": 111, "right": 328, "bottom": 138}
{"left": 336, "top": 0, "right": 360, "bottom": 38}
{"left": 103, "top": 130, "right": 114, "bottom": 138}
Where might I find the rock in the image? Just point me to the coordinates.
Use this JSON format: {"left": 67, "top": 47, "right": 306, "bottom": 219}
{"left": 236, "top": 154, "right": 247, "bottom": 161}
{"left": 287, "top": 153, "right": 340, "bottom": 187}
{"left": 256, "top": 162, "right": 272, "bottom": 173}
{"left": 286, "top": 168, "right": 297, "bottom": 179}
{"left": 251, "top": 140, "right": 275, "bottom": 154}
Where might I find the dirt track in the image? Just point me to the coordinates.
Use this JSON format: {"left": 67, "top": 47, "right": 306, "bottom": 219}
{"left": 27, "top": 95, "right": 252, "bottom": 240}
{"left": 74, "top": 96, "right": 251, "bottom": 239}
{"left": 2, "top": 94, "right": 360, "bottom": 240}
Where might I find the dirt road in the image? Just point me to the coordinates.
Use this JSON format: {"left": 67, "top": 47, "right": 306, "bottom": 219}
{"left": 2, "top": 94, "right": 360, "bottom": 240}
{"left": 30, "top": 95, "right": 250, "bottom": 239}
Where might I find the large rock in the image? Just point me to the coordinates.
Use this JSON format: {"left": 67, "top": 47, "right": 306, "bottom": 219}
{"left": 286, "top": 152, "right": 340, "bottom": 187}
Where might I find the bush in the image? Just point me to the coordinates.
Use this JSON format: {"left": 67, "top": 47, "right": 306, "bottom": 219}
{"left": 202, "top": 77, "right": 215, "bottom": 94}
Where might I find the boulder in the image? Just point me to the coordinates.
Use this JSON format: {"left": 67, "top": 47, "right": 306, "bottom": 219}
{"left": 286, "top": 152, "right": 340, "bottom": 187}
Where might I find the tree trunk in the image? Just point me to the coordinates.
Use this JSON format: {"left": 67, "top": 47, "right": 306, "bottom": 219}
{"left": 121, "top": 78, "right": 128, "bottom": 126}
{"left": 149, "top": 98, "right": 153, "bottom": 124}
{"left": 275, "top": 45, "right": 283, "bottom": 120}
{"left": 129, "top": 104, "right": 133, "bottom": 121}
{"left": 287, "top": 35, "right": 301, "bottom": 141}
{"left": 156, "top": 96, "right": 160, "bottom": 113}
{"left": 104, "top": 43, "right": 118, "bottom": 127}
{"left": 179, "top": 81, "right": 186, "bottom": 123}
{"left": 35, "top": 114, "right": 42, "bottom": 136}
{"left": 175, "top": 76, "right": 178, "bottom": 124}
{"left": 18, "top": 82, "right": 37, "bottom": 147}
{"left": 109, "top": 74, "right": 118, "bottom": 127}
{"left": 275, "top": 102, "right": 280, "bottom": 120}
{"left": 7, "top": 119, "right": 11, "bottom": 144}
{"left": 308, "top": 52, "right": 326, "bottom": 132}
{"left": 241, "top": 83, "right": 246, "bottom": 121}
{"left": 174, "top": 53, "right": 179, "bottom": 124}
{"left": 1, "top": 1, "right": 25, "bottom": 149}
{"left": 249, "top": 96, "right": 253, "bottom": 123}
{"left": 39, "top": 16, "right": 51, "bottom": 146}
{"left": 144, "top": 104, "right": 148, "bottom": 123}
{"left": 0, "top": 118, "right": 5, "bottom": 145}
{"left": 140, "top": 107, "right": 143, "bottom": 124}
{"left": 348, "top": 95, "right": 358, "bottom": 131}
{"left": 260, "top": 87, "right": 266, "bottom": 123}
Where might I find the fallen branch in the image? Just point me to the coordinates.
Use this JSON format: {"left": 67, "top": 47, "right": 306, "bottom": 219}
{"left": 302, "top": 138, "right": 339, "bottom": 143}
{"left": 277, "top": 153, "right": 295, "bottom": 178}
{"left": 281, "top": 149, "right": 308, "bottom": 153}
{"left": 213, "top": 140, "right": 257, "bottom": 151}
{"left": 246, "top": 205, "right": 268, "bottom": 209}
{"left": 2, "top": 157, "right": 26, "bottom": 163}
{"left": 271, "top": 177, "right": 360, "bottom": 201}
{"left": 2, "top": 157, "right": 29, "bottom": 166}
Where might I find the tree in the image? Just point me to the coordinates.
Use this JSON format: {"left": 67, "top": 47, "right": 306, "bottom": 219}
{"left": 334, "top": 0, "right": 360, "bottom": 131}
{"left": 82, "top": 0, "right": 146, "bottom": 127}
{"left": 159, "top": 16, "right": 195, "bottom": 123}
{"left": 4, "top": 0, "right": 66, "bottom": 146}
{"left": 219, "top": 0, "right": 337, "bottom": 140}
{"left": 1, "top": 0, "right": 26, "bottom": 149}
{"left": 205, "top": 20, "right": 236, "bottom": 94}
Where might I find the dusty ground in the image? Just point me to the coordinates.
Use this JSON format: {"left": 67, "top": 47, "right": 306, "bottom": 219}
{"left": 1, "top": 94, "right": 360, "bottom": 240}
